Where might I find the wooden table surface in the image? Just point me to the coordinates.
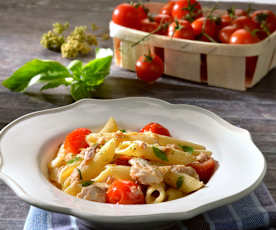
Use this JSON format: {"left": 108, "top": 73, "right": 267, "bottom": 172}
{"left": 1, "top": 0, "right": 276, "bottom": 229}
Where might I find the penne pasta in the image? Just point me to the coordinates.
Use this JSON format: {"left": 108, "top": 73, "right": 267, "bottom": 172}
{"left": 93, "top": 165, "right": 131, "bottom": 182}
{"left": 166, "top": 188, "right": 184, "bottom": 201}
{"left": 146, "top": 183, "right": 166, "bottom": 204}
{"left": 100, "top": 117, "right": 119, "bottom": 133}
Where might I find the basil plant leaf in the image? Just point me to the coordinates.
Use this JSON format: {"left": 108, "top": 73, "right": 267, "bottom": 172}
{"left": 40, "top": 79, "right": 68, "bottom": 91}
{"left": 82, "top": 53, "right": 113, "bottom": 86}
{"left": 70, "top": 82, "right": 92, "bottom": 100}
{"left": 67, "top": 60, "right": 82, "bottom": 79}
{"left": 2, "top": 59, "right": 70, "bottom": 92}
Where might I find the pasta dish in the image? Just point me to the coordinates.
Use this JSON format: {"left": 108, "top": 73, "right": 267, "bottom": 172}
{"left": 48, "top": 118, "right": 217, "bottom": 204}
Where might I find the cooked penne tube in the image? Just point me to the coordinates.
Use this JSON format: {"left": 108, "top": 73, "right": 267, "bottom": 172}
{"left": 100, "top": 117, "right": 119, "bottom": 133}
{"left": 58, "top": 161, "right": 81, "bottom": 185}
{"left": 115, "top": 141, "right": 196, "bottom": 165}
{"left": 164, "top": 171, "right": 204, "bottom": 194}
{"left": 86, "top": 132, "right": 206, "bottom": 150}
{"left": 146, "top": 183, "right": 166, "bottom": 204}
{"left": 166, "top": 188, "right": 184, "bottom": 201}
{"left": 93, "top": 165, "right": 131, "bottom": 182}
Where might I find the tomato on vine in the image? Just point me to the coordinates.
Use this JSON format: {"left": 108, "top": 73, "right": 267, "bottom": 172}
{"left": 172, "top": 0, "right": 203, "bottom": 22}
{"left": 168, "top": 20, "right": 194, "bottom": 39}
{"left": 135, "top": 52, "right": 164, "bottom": 83}
{"left": 218, "top": 25, "right": 238, "bottom": 43}
{"left": 160, "top": 1, "right": 175, "bottom": 16}
{"left": 192, "top": 17, "right": 217, "bottom": 42}
{"left": 229, "top": 28, "right": 260, "bottom": 44}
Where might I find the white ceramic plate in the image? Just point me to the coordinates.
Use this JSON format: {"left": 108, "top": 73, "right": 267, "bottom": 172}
{"left": 0, "top": 98, "right": 266, "bottom": 224}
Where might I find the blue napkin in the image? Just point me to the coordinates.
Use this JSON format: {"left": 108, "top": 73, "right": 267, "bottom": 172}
{"left": 24, "top": 183, "right": 276, "bottom": 230}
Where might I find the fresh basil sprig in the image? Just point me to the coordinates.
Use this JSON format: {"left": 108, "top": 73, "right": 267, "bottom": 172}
{"left": 152, "top": 146, "right": 169, "bottom": 162}
{"left": 2, "top": 48, "right": 113, "bottom": 100}
{"left": 179, "top": 145, "right": 194, "bottom": 154}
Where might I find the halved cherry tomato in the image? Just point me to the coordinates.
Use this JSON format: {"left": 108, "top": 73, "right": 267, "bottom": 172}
{"left": 168, "top": 20, "right": 194, "bottom": 39}
{"left": 251, "top": 10, "right": 276, "bottom": 39}
{"left": 64, "top": 128, "right": 92, "bottom": 154}
{"left": 106, "top": 180, "right": 145, "bottom": 204}
{"left": 230, "top": 28, "right": 260, "bottom": 44}
{"left": 189, "top": 158, "right": 216, "bottom": 183}
{"left": 113, "top": 155, "right": 132, "bottom": 166}
{"left": 140, "top": 122, "right": 171, "bottom": 137}
{"left": 136, "top": 53, "right": 164, "bottom": 83}
{"left": 191, "top": 17, "right": 217, "bottom": 42}
{"left": 112, "top": 3, "right": 144, "bottom": 29}
{"left": 232, "top": 16, "right": 258, "bottom": 31}
{"left": 218, "top": 25, "right": 238, "bottom": 43}
{"left": 160, "top": 1, "right": 175, "bottom": 16}
{"left": 172, "top": 0, "right": 202, "bottom": 21}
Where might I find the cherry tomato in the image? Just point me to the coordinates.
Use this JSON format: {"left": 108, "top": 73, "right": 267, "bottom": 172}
{"left": 220, "top": 14, "right": 232, "bottom": 28}
{"left": 172, "top": 0, "right": 202, "bottom": 21}
{"left": 160, "top": 1, "right": 175, "bottom": 16}
{"left": 168, "top": 20, "right": 194, "bottom": 39}
{"left": 64, "top": 128, "right": 92, "bottom": 154}
{"left": 141, "top": 18, "right": 159, "bottom": 33}
{"left": 106, "top": 180, "right": 145, "bottom": 204}
{"left": 136, "top": 53, "right": 164, "bottom": 83}
{"left": 154, "top": 14, "right": 173, "bottom": 35}
{"left": 251, "top": 10, "right": 276, "bottom": 39}
{"left": 113, "top": 155, "right": 132, "bottom": 166}
{"left": 112, "top": 3, "right": 144, "bottom": 29}
{"left": 230, "top": 28, "right": 260, "bottom": 44}
{"left": 136, "top": 4, "right": 148, "bottom": 21}
{"left": 140, "top": 122, "right": 171, "bottom": 136}
{"left": 191, "top": 17, "right": 217, "bottom": 42}
{"left": 232, "top": 16, "right": 258, "bottom": 31}
{"left": 218, "top": 25, "right": 238, "bottom": 43}
{"left": 189, "top": 158, "right": 216, "bottom": 183}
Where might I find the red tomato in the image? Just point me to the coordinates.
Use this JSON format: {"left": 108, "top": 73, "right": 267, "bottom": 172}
{"left": 172, "top": 0, "right": 202, "bottom": 21}
{"left": 136, "top": 4, "right": 148, "bottom": 21}
{"left": 112, "top": 3, "right": 144, "bottom": 29}
{"left": 154, "top": 14, "right": 173, "bottom": 35}
{"left": 251, "top": 10, "right": 276, "bottom": 39}
{"left": 64, "top": 128, "right": 92, "bottom": 154}
{"left": 106, "top": 180, "right": 145, "bottom": 204}
{"left": 141, "top": 18, "right": 159, "bottom": 33}
{"left": 168, "top": 20, "right": 194, "bottom": 39}
{"left": 218, "top": 25, "right": 238, "bottom": 43}
{"left": 220, "top": 14, "right": 232, "bottom": 28}
{"left": 234, "top": 8, "right": 247, "bottom": 17}
{"left": 191, "top": 17, "right": 217, "bottom": 42}
{"left": 136, "top": 53, "right": 164, "bottom": 83}
{"left": 232, "top": 16, "right": 258, "bottom": 31}
{"left": 189, "top": 158, "right": 216, "bottom": 183}
{"left": 160, "top": 1, "right": 175, "bottom": 16}
{"left": 230, "top": 28, "right": 260, "bottom": 44}
{"left": 140, "top": 122, "right": 171, "bottom": 136}
{"left": 113, "top": 155, "right": 132, "bottom": 166}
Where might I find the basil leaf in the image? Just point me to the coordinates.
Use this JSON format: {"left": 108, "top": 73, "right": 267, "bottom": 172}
{"left": 82, "top": 55, "right": 112, "bottom": 86}
{"left": 77, "top": 168, "right": 83, "bottom": 180}
{"left": 176, "top": 176, "right": 184, "bottom": 189}
{"left": 120, "top": 129, "right": 126, "bottom": 133}
{"left": 179, "top": 145, "right": 194, "bottom": 154}
{"left": 152, "top": 146, "right": 168, "bottom": 162}
{"left": 70, "top": 82, "right": 92, "bottom": 100}
{"left": 2, "top": 59, "right": 70, "bottom": 92}
{"left": 67, "top": 60, "right": 82, "bottom": 79}
{"left": 66, "top": 157, "right": 81, "bottom": 165}
{"left": 41, "top": 79, "right": 68, "bottom": 91}
{"left": 81, "top": 181, "right": 94, "bottom": 187}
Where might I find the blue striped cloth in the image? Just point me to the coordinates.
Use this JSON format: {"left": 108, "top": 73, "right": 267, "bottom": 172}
{"left": 24, "top": 183, "right": 276, "bottom": 230}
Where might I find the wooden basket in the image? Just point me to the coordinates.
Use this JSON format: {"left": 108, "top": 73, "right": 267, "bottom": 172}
{"left": 109, "top": 2, "right": 276, "bottom": 91}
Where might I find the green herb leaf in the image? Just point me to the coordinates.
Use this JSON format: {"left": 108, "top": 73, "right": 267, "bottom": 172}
{"left": 70, "top": 82, "right": 92, "bottom": 100}
{"left": 81, "top": 181, "right": 94, "bottom": 187}
{"left": 179, "top": 145, "right": 194, "bottom": 154}
{"left": 176, "top": 176, "right": 184, "bottom": 189}
{"left": 77, "top": 168, "right": 83, "bottom": 180}
{"left": 66, "top": 157, "right": 81, "bottom": 164}
{"left": 152, "top": 146, "right": 168, "bottom": 162}
{"left": 120, "top": 129, "right": 126, "bottom": 133}
{"left": 67, "top": 60, "right": 82, "bottom": 79}
{"left": 82, "top": 53, "right": 113, "bottom": 86}
{"left": 41, "top": 79, "right": 68, "bottom": 91}
{"left": 2, "top": 59, "right": 71, "bottom": 92}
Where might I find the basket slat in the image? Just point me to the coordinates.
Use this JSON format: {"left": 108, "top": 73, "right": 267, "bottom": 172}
{"left": 164, "top": 49, "right": 201, "bottom": 82}
{"left": 207, "top": 55, "right": 246, "bottom": 90}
